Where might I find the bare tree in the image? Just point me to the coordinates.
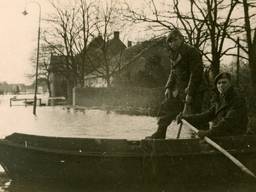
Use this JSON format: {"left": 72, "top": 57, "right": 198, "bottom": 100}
{"left": 173, "top": 0, "right": 208, "bottom": 49}
{"left": 122, "top": 0, "right": 175, "bottom": 36}
{"left": 203, "top": 0, "right": 239, "bottom": 76}
{"left": 77, "top": 0, "right": 127, "bottom": 88}
{"left": 43, "top": 0, "right": 126, "bottom": 88}
{"left": 43, "top": 0, "right": 98, "bottom": 88}
{"left": 123, "top": 0, "right": 240, "bottom": 78}
{"left": 241, "top": 0, "right": 256, "bottom": 92}
{"left": 28, "top": 44, "right": 57, "bottom": 96}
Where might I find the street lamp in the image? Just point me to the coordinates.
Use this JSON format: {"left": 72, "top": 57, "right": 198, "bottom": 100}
{"left": 23, "top": 1, "right": 41, "bottom": 115}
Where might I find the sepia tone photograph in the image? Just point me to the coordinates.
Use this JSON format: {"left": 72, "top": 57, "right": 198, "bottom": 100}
{"left": 0, "top": 0, "right": 256, "bottom": 191}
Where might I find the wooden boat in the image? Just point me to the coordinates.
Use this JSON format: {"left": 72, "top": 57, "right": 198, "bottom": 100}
{"left": 0, "top": 133, "right": 256, "bottom": 187}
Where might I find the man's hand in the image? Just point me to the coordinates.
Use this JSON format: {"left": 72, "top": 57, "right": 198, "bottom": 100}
{"left": 185, "top": 94, "right": 192, "bottom": 104}
{"left": 165, "top": 88, "right": 171, "bottom": 99}
{"left": 176, "top": 112, "right": 183, "bottom": 124}
{"left": 172, "top": 89, "right": 179, "bottom": 98}
{"left": 183, "top": 94, "right": 192, "bottom": 115}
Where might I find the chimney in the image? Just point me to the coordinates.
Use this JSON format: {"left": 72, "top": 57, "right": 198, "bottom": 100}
{"left": 127, "top": 41, "right": 132, "bottom": 47}
{"left": 114, "top": 31, "right": 120, "bottom": 39}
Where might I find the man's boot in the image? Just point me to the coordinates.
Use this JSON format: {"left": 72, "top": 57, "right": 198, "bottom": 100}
{"left": 145, "top": 126, "right": 167, "bottom": 139}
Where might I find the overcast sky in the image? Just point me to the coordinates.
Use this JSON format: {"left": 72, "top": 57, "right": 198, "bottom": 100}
{"left": 0, "top": 0, "right": 144, "bottom": 85}
{"left": 0, "top": 0, "right": 53, "bottom": 85}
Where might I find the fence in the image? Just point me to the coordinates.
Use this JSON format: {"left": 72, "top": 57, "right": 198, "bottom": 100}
{"left": 10, "top": 97, "right": 42, "bottom": 107}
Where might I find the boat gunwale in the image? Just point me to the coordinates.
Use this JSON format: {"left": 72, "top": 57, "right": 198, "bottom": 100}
{"left": 1, "top": 138, "right": 256, "bottom": 158}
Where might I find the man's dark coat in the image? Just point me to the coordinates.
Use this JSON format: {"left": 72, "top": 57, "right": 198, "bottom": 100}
{"left": 184, "top": 87, "right": 248, "bottom": 137}
{"left": 165, "top": 42, "right": 204, "bottom": 99}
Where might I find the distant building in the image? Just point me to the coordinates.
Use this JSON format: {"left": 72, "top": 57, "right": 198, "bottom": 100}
{"left": 105, "top": 31, "right": 126, "bottom": 56}
{"left": 49, "top": 36, "right": 106, "bottom": 98}
{"left": 48, "top": 32, "right": 124, "bottom": 96}
{"left": 0, "top": 82, "right": 27, "bottom": 94}
{"left": 84, "top": 74, "right": 108, "bottom": 88}
{"left": 82, "top": 36, "right": 171, "bottom": 88}
{"left": 83, "top": 31, "right": 127, "bottom": 87}
{"left": 111, "top": 37, "right": 170, "bottom": 88}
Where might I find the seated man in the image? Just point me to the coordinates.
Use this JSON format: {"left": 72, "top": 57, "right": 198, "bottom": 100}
{"left": 177, "top": 72, "right": 248, "bottom": 138}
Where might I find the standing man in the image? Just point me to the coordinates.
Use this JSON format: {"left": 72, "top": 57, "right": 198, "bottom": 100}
{"left": 177, "top": 72, "right": 248, "bottom": 138}
{"left": 147, "top": 28, "right": 204, "bottom": 139}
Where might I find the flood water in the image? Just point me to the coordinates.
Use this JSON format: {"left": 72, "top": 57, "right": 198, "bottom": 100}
{"left": 0, "top": 95, "right": 255, "bottom": 192}
{"left": 0, "top": 95, "right": 158, "bottom": 140}
{"left": 0, "top": 94, "right": 192, "bottom": 140}
{"left": 0, "top": 94, "right": 185, "bottom": 192}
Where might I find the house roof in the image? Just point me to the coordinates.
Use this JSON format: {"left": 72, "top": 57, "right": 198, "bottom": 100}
{"left": 87, "top": 35, "right": 105, "bottom": 51}
{"left": 83, "top": 36, "right": 170, "bottom": 80}
{"left": 105, "top": 37, "right": 126, "bottom": 56}
{"left": 81, "top": 33, "right": 126, "bottom": 57}
{"left": 116, "top": 37, "right": 169, "bottom": 73}
{"left": 83, "top": 33, "right": 127, "bottom": 78}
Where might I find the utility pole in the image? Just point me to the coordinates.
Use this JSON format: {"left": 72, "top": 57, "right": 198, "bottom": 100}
{"left": 23, "top": 1, "right": 41, "bottom": 115}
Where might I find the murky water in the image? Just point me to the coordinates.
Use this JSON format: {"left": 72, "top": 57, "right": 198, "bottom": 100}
{"left": 0, "top": 94, "right": 191, "bottom": 140}
{"left": 0, "top": 95, "right": 255, "bottom": 191}
{"left": 0, "top": 96, "right": 156, "bottom": 140}
{"left": 0, "top": 94, "right": 187, "bottom": 191}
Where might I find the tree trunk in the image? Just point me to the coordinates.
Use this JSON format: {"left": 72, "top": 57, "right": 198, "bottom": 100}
{"left": 80, "top": 63, "right": 85, "bottom": 87}
{"left": 236, "top": 38, "right": 240, "bottom": 87}
{"left": 47, "top": 76, "right": 52, "bottom": 97}
{"left": 211, "top": 54, "right": 220, "bottom": 78}
{"left": 249, "top": 50, "right": 256, "bottom": 93}
{"left": 106, "top": 77, "right": 111, "bottom": 88}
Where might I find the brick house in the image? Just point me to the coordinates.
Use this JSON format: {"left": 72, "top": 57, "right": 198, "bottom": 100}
{"left": 83, "top": 31, "right": 127, "bottom": 87}
{"left": 111, "top": 37, "right": 171, "bottom": 88}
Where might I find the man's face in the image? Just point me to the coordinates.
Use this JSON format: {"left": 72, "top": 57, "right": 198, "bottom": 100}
{"left": 217, "top": 78, "right": 232, "bottom": 94}
{"left": 167, "top": 35, "right": 183, "bottom": 51}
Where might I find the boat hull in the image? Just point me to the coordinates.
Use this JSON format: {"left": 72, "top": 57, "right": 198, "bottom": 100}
{"left": 0, "top": 133, "right": 256, "bottom": 187}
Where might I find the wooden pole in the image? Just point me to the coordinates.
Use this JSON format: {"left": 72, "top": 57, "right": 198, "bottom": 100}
{"left": 182, "top": 119, "right": 256, "bottom": 179}
{"left": 176, "top": 121, "right": 183, "bottom": 139}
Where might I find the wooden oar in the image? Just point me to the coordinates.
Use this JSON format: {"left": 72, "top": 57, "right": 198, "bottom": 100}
{"left": 176, "top": 121, "right": 183, "bottom": 139}
{"left": 182, "top": 119, "right": 256, "bottom": 179}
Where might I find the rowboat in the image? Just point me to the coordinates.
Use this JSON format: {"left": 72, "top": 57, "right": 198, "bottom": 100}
{"left": 0, "top": 132, "right": 255, "bottom": 188}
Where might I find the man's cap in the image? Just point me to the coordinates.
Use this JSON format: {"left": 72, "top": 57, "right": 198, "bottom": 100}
{"left": 166, "top": 28, "right": 183, "bottom": 43}
{"left": 214, "top": 72, "right": 232, "bottom": 85}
